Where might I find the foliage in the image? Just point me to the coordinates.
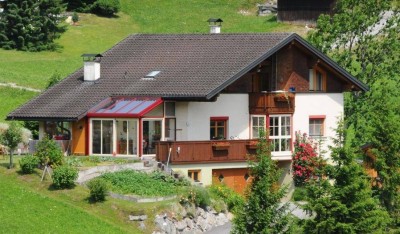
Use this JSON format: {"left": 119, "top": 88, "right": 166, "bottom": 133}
{"left": 0, "top": 0, "right": 67, "bottom": 51}
{"left": 87, "top": 177, "right": 109, "bottom": 202}
{"left": 19, "top": 155, "right": 39, "bottom": 174}
{"left": 303, "top": 119, "right": 391, "bottom": 233}
{"left": 23, "top": 121, "right": 39, "bottom": 140}
{"left": 91, "top": 0, "right": 120, "bottom": 17}
{"left": 292, "top": 132, "right": 320, "bottom": 186}
{"left": 309, "top": 0, "right": 400, "bottom": 226}
{"left": 179, "top": 186, "right": 211, "bottom": 209}
{"left": 46, "top": 71, "right": 63, "bottom": 89}
{"left": 72, "top": 12, "right": 79, "bottom": 23}
{"left": 100, "top": 170, "right": 188, "bottom": 197}
{"left": 232, "top": 130, "right": 292, "bottom": 234}
{"left": 63, "top": 0, "right": 96, "bottom": 12}
{"left": 292, "top": 186, "right": 307, "bottom": 202}
{"left": 208, "top": 184, "right": 244, "bottom": 213}
{"left": 52, "top": 165, "right": 78, "bottom": 189}
{"left": 34, "top": 137, "right": 64, "bottom": 167}
{"left": 0, "top": 121, "right": 23, "bottom": 168}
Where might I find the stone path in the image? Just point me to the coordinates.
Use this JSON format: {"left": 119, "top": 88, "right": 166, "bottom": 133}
{"left": 204, "top": 222, "right": 232, "bottom": 234}
{"left": 0, "top": 82, "right": 41, "bottom": 92}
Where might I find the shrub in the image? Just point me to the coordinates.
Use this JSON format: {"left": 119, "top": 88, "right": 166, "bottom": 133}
{"left": 292, "top": 186, "right": 307, "bottom": 202}
{"left": 87, "top": 178, "right": 109, "bottom": 202}
{"left": 292, "top": 132, "right": 320, "bottom": 186}
{"left": 19, "top": 155, "right": 39, "bottom": 174}
{"left": 52, "top": 165, "right": 78, "bottom": 189}
{"left": 72, "top": 12, "right": 79, "bottom": 24}
{"left": 91, "top": 0, "right": 120, "bottom": 17}
{"left": 208, "top": 184, "right": 244, "bottom": 213}
{"left": 35, "top": 137, "right": 64, "bottom": 167}
{"left": 180, "top": 186, "right": 211, "bottom": 209}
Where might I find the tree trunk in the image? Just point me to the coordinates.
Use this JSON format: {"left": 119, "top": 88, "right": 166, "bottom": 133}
{"left": 9, "top": 150, "right": 13, "bottom": 169}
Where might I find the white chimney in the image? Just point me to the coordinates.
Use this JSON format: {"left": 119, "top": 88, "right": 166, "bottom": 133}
{"left": 207, "top": 18, "right": 223, "bottom": 34}
{"left": 81, "top": 54, "right": 102, "bottom": 81}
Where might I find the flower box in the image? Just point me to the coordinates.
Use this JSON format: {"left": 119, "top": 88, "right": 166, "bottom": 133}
{"left": 274, "top": 92, "right": 294, "bottom": 102}
{"left": 212, "top": 142, "right": 230, "bottom": 151}
{"left": 246, "top": 140, "right": 258, "bottom": 149}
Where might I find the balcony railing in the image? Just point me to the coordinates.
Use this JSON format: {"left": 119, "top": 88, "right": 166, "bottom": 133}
{"left": 156, "top": 140, "right": 259, "bottom": 164}
{"left": 249, "top": 92, "right": 295, "bottom": 115}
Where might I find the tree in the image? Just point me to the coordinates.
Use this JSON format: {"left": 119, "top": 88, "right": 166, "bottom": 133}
{"left": 308, "top": 0, "right": 400, "bottom": 225}
{"left": 0, "top": 122, "right": 23, "bottom": 169}
{"left": 0, "top": 0, "right": 67, "bottom": 51}
{"left": 232, "top": 130, "right": 292, "bottom": 233}
{"left": 303, "top": 119, "right": 391, "bottom": 233}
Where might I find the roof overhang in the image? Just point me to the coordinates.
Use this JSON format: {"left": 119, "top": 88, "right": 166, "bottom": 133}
{"left": 87, "top": 96, "right": 163, "bottom": 118}
{"left": 205, "top": 33, "right": 368, "bottom": 100}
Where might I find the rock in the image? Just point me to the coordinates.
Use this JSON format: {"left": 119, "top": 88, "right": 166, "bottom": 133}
{"left": 205, "top": 212, "right": 216, "bottom": 227}
{"left": 227, "top": 212, "right": 234, "bottom": 221}
{"left": 196, "top": 216, "right": 208, "bottom": 232}
{"left": 129, "top": 214, "right": 148, "bottom": 221}
{"left": 139, "top": 221, "right": 146, "bottom": 230}
{"left": 216, "top": 213, "right": 228, "bottom": 226}
{"left": 175, "top": 220, "right": 187, "bottom": 232}
{"left": 184, "top": 217, "right": 194, "bottom": 229}
{"left": 196, "top": 207, "right": 206, "bottom": 218}
{"left": 154, "top": 215, "right": 176, "bottom": 234}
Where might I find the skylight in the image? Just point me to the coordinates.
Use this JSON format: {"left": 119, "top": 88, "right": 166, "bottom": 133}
{"left": 145, "top": 70, "right": 161, "bottom": 78}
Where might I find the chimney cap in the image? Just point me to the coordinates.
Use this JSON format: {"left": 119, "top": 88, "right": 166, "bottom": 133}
{"left": 81, "top": 53, "right": 102, "bottom": 62}
{"left": 207, "top": 18, "right": 223, "bottom": 24}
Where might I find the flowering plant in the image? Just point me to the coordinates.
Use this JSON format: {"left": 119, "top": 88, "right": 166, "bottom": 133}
{"left": 292, "top": 132, "right": 319, "bottom": 186}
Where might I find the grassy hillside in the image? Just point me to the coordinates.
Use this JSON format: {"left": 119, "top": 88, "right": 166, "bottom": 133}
{"left": 0, "top": 0, "right": 304, "bottom": 121}
{"left": 0, "top": 157, "right": 172, "bottom": 233}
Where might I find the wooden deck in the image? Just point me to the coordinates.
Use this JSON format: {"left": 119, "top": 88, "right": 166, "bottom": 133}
{"left": 156, "top": 140, "right": 258, "bottom": 164}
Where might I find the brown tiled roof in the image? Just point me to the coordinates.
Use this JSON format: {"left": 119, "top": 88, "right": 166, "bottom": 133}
{"left": 7, "top": 33, "right": 367, "bottom": 121}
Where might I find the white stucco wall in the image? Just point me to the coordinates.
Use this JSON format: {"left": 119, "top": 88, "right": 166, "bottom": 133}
{"left": 175, "top": 94, "right": 250, "bottom": 141}
{"left": 171, "top": 162, "right": 249, "bottom": 186}
{"left": 293, "top": 93, "right": 343, "bottom": 159}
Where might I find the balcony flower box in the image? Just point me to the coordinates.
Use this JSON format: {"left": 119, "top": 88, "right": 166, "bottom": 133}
{"left": 246, "top": 140, "right": 259, "bottom": 149}
{"left": 212, "top": 142, "right": 230, "bottom": 151}
{"left": 274, "top": 92, "right": 294, "bottom": 102}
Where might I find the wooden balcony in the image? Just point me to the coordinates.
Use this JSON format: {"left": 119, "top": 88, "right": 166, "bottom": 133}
{"left": 249, "top": 92, "right": 295, "bottom": 115}
{"left": 156, "top": 140, "right": 259, "bottom": 164}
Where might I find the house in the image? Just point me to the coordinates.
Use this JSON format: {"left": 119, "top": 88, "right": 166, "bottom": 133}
{"left": 7, "top": 33, "right": 367, "bottom": 193}
{"left": 277, "top": 0, "right": 336, "bottom": 23}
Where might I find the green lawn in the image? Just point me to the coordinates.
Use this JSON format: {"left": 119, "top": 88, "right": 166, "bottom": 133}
{"left": 0, "top": 157, "right": 174, "bottom": 233}
{"left": 0, "top": 87, "right": 38, "bottom": 121}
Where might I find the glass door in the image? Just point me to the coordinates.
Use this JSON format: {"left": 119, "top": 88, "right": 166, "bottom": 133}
{"left": 92, "top": 119, "right": 114, "bottom": 155}
{"left": 142, "top": 119, "right": 162, "bottom": 155}
{"left": 116, "top": 119, "right": 138, "bottom": 156}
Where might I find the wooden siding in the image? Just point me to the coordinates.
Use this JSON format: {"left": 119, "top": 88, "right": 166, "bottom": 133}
{"left": 156, "top": 140, "right": 257, "bottom": 164}
{"left": 72, "top": 118, "right": 86, "bottom": 155}
{"left": 212, "top": 168, "right": 251, "bottom": 194}
{"left": 249, "top": 93, "right": 295, "bottom": 115}
{"left": 277, "top": 0, "right": 336, "bottom": 22}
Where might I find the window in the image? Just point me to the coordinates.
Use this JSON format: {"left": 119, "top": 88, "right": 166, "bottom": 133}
{"left": 251, "top": 115, "right": 266, "bottom": 139}
{"left": 188, "top": 170, "right": 201, "bottom": 182}
{"left": 309, "top": 117, "right": 325, "bottom": 137}
{"left": 210, "top": 117, "right": 228, "bottom": 140}
{"left": 165, "top": 102, "right": 175, "bottom": 117}
{"left": 269, "top": 115, "right": 291, "bottom": 152}
{"left": 309, "top": 68, "right": 326, "bottom": 91}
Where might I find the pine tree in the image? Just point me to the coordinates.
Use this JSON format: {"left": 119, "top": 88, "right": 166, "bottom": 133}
{"left": 232, "top": 130, "right": 292, "bottom": 234}
{"left": 303, "top": 119, "right": 391, "bottom": 233}
{"left": 0, "top": 0, "right": 66, "bottom": 51}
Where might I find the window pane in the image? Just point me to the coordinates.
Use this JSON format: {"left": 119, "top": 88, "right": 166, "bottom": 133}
{"left": 309, "top": 69, "right": 314, "bottom": 90}
{"left": 165, "top": 102, "right": 175, "bottom": 117}
{"left": 217, "top": 128, "right": 225, "bottom": 139}
{"left": 92, "top": 120, "right": 101, "bottom": 154}
{"left": 316, "top": 72, "right": 323, "bottom": 91}
{"left": 217, "top": 121, "right": 225, "bottom": 127}
{"left": 102, "top": 120, "right": 113, "bottom": 154}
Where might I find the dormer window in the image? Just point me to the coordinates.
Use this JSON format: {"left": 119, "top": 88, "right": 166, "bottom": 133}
{"left": 142, "top": 70, "right": 161, "bottom": 80}
{"left": 309, "top": 68, "right": 326, "bottom": 92}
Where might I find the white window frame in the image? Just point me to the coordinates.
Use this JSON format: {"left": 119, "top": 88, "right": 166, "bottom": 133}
{"left": 89, "top": 118, "right": 116, "bottom": 156}
{"left": 251, "top": 115, "right": 266, "bottom": 139}
{"left": 269, "top": 115, "right": 292, "bottom": 156}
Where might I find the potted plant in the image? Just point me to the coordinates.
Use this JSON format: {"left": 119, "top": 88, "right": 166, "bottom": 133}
{"left": 212, "top": 141, "right": 230, "bottom": 151}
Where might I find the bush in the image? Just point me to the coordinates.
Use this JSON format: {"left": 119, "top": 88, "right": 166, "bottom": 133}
{"left": 180, "top": 186, "right": 211, "bottom": 209}
{"left": 35, "top": 137, "right": 64, "bottom": 167}
{"left": 292, "top": 186, "right": 307, "bottom": 202}
{"left": 87, "top": 178, "right": 109, "bottom": 202}
{"left": 91, "top": 0, "right": 120, "bottom": 17}
{"left": 19, "top": 155, "right": 39, "bottom": 174}
{"left": 208, "top": 184, "right": 244, "bottom": 213}
{"left": 72, "top": 12, "right": 79, "bottom": 23}
{"left": 52, "top": 165, "right": 78, "bottom": 189}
